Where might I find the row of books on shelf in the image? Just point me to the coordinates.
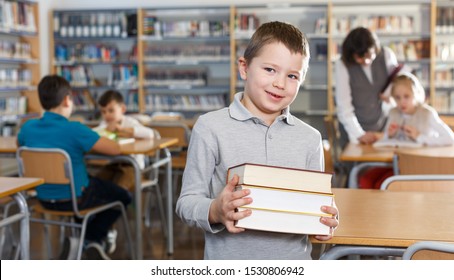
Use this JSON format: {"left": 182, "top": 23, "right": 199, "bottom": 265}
{"left": 437, "top": 43, "right": 454, "bottom": 62}
{"left": 54, "top": 43, "right": 133, "bottom": 64}
{"left": 0, "top": 95, "right": 26, "bottom": 116}
{"left": 56, "top": 65, "right": 138, "bottom": 88}
{"left": 436, "top": 6, "right": 454, "bottom": 34}
{"left": 143, "top": 69, "right": 207, "bottom": 87}
{"left": 332, "top": 15, "right": 414, "bottom": 35}
{"left": 143, "top": 14, "right": 229, "bottom": 38}
{"left": 0, "top": 0, "right": 36, "bottom": 33}
{"left": 53, "top": 12, "right": 130, "bottom": 38}
{"left": 71, "top": 90, "right": 97, "bottom": 111}
{"left": 144, "top": 94, "right": 226, "bottom": 112}
{"left": 0, "top": 40, "right": 31, "bottom": 60}
{"left": 234, "top": 13, "right": 260, "bottom": 38}
{"left": 433, "top": 91, "right": 454, "bottom": 114}
{"left": 388, "top": 39, "right": 430, "bottom": 61}
{"left": 435, "top": 66, "right": 454, "bottom": 88}
{"left": 143, "top": 44, "right": 230, "bottom": 63}
{"left": 331, "top": 39, "right": 430, "bottom": 61}
{"left": 0, "top": 68, "right": 31, "bottom": 88}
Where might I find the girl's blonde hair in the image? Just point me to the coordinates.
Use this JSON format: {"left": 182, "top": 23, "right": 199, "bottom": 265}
{"left": 391, "top": 72, "right": 426, "bottom": 104}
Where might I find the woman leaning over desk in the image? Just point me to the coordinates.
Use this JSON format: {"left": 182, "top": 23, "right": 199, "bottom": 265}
{"left": 335, "top": 27, "right": 403, "bottom": 148}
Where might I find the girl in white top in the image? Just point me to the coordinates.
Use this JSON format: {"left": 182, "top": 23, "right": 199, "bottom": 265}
{"left": 384, "top": 72, "right": 454, "bottom": 146}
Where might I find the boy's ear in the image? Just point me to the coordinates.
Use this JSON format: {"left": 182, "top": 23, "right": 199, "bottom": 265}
{"left": 238, "top": 57, "right": 248, "bottom": 80}
{"left": 62, "top": 95, "right": 72, "bottom": 107}
{"left": 121, "top": 103, "right": 126, "bottom": 113}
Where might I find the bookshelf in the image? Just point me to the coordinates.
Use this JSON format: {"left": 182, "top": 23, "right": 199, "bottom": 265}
{"left": 139, "top": 7, "right": 231, "bottom": 118}
{"left": 331, "top": 1, "right": 432, "bottom": 98}
{"left": 50, "top": 9, "right": 138, "bottom": 119}
{"left": 232, "top": 3, "right": 331, "bottom": 135}
{"left": 0, "top": 0, "right": 40, "bottom": 136}
{"left": 433, "top": 0, "right": 454, "bottom": 114}
{"left": 47, "top": 1, "right": 452, "bottom": 135}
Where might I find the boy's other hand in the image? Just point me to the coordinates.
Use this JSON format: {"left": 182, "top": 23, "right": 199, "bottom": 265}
{"left": 208, "top": 175, "right": 253, "bottom": 233}
{"left": 313, "top": 205, "right": 339, "bottom": 241}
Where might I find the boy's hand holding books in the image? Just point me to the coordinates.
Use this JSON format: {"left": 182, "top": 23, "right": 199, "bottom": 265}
{"left": 208, "top": 174, "right": 253, "bottom": 233}
{"left": 220, "top": 163, "right": 339, "bottom": 238}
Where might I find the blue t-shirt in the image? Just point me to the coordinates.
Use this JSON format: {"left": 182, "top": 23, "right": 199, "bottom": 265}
{"left": 17, "top": 112, "right": 100, "bottom": 200}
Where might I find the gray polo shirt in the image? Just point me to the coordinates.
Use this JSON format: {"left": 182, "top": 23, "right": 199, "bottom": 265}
{"left": 176, "top": 92, "right": 324, "bottom": 259}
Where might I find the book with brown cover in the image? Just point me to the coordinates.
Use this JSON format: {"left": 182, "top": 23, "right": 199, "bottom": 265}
{"left": 228, "top": 163, "right": 334, "bottom": 235}
{"left": 227, "top": 163, "right": 332, "bottom": 194}
{"left": 381, "top": 63, "right": 404, "bottom": 93}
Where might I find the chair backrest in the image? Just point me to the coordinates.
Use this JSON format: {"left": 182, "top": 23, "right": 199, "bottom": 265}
{"left": 148, "top": 121, "right": 191, "bottom": 149}
{"left": 150, "top": 112, "right": 184, "bottom": 122}
{"left": 403, "top": 241, "right": 454, "bottom": 260}
{"left": 16, "top": 147, "right": 80, "bottom": 215}
{"left": 323, "top": 115, "right": 341, "bottom": 162}
{"left": 380, "top": 174, "right": 454, "bottom": 192}
{"left": 394, "top": 150, "right": 454, "bottom": 175}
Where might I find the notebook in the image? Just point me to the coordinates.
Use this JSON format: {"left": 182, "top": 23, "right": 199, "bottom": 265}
{"left": 373, "top": 139, "right": 423, "bottom": 148}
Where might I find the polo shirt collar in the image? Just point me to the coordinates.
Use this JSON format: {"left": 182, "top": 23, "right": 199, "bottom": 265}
{"left": 229, "top": 92, "right": 295, "bottom": 126}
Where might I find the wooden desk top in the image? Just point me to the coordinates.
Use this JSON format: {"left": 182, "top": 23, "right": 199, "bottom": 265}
{"left": 340, "top": 143, "right": 454, "bottom": 163}
{"left": 119, "top": 137, "right": 178, "bottom": 155}
{"left": 0, "top": 177, "right": 44, "bottom": 198}
{"left": 0, "top": 136, "right": 17, "bottom": 154}
{"left": 313, "top": 188, "right": 454, "bottom": 247}
{"left": 0, "top": 136, "right": 178, "bottom": 155}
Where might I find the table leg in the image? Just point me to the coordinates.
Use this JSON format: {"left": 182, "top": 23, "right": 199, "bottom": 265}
{"left": 14, "top": 192, "right": 29, "bottom": 260}
{"left": 164, "top": 148, "right": 174, "bottom": 255}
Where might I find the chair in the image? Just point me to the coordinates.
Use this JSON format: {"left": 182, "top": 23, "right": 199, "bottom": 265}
{"left": 393, "top": 150, "right": 454, "bottom": 175}
{"left": 141, "top": 129, "right": 167, "bottom": 236}
{"left": 323, "top": 115, "right": 349, "bottom": 187}
{"left": 380, "top": 174, "right": 454, "bottom": 192}
{"left": 16, "top": 147, "right": 135, "bottom": 260}
{"left": 403, "top": 241, "right": 454, "bottom": 260}
{"left": 148, "top": 121, "right": 191, "bottom": 200}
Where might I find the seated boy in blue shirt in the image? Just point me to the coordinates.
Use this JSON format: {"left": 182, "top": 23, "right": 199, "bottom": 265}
{"left": 17, "top": 75, "right": 131, "bottom": 259}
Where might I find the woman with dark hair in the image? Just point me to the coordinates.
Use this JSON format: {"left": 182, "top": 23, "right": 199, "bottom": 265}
{"left": 335, "top": 27, "right": 402, "bottom": 148}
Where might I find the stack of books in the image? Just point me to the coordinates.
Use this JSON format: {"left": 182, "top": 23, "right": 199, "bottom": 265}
{"left": 227, "top": 163, "right": 334, "bottom": 235}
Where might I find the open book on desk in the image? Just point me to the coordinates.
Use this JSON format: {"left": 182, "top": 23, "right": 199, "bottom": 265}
{"left": 373, "top": 139, "right": 423, "bottom": 148}
{"left": 93, "top": 128, "right": 135, "bottom": 145}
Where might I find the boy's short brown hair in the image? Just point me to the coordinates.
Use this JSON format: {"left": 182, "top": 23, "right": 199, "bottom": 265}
{"left": 37, "top": 75, "right": 71, "bottom": 110}
{"left": 97, "top": 90, "right": 124, "bottom": 107}
{"left": 243, "top": 21, "right": 310, "bottom": 75}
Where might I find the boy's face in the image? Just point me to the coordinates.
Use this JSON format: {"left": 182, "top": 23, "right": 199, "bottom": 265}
{"left": 392, "top": 82, "right": 417, "bottom": 114}
{"left": 100, "top": 100, "right": 126, "bottom": 124}
{"left": 238, "top": 42, "right": 305, "bottom": 122}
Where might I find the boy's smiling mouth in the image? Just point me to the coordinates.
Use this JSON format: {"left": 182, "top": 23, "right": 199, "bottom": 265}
{"left": 267, "top": 91, "right": 284, "bottom": 99}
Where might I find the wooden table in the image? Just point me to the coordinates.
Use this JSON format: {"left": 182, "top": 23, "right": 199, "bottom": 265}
{"left": 0, "top": 136, "right": 178, "bottom": 259}
{"left": 0, "top": 177, "right": 44, "bottom": 259}
{"left": 340, "top": 143, "right": 454, "bottom": 187}
{"left": 86, "top": 137, "right": 178, "bottom": 259}
{"left": 312, "top": 188, "right": 454, "bottom": 259}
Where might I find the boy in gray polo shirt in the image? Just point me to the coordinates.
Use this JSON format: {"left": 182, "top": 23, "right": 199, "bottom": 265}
{"left": 176, "top": 21, "right": 338, "bottom": 260}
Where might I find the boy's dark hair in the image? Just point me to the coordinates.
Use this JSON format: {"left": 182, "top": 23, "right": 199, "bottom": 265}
{"left": 37, "top": 75, "right": 71, "bottom": 110}
{"left": 341, "top": 27, "right": 381, "bottom": 65}
{"left": 243, "top": 21, "right": 310, "bottom": 74}
{"left": 97, "top": 90, "right": 124, "bottom": 107}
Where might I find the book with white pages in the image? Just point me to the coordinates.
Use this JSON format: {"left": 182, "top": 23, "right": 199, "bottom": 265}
{"left": 373, "top": 139, "right": 423, "bottom": 148}
{"left": 235, "top": 184, "right": 334, "bottom": 235}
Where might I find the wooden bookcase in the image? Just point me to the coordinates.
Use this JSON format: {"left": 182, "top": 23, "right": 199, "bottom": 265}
{"left": 0, "top": 0, "right": 40, "bottom": 136}
{"left": 138, "top": 7, "right": 231, "bottom": 118}
{"left": 50, "top": 8, "right": 139, "bottom": 120}
{"left": 47, "top": 1, "right": 452, "bottom": 137}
